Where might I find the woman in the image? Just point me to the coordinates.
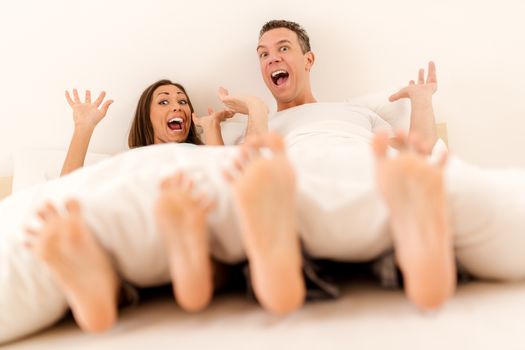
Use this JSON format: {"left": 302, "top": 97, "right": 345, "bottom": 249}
{"left": 61, "top": 80, "right": 233, "bottom": 176}
{"left": 32, "top": 80, "right": 236, "bottom": 331}
{"left": 27, "top": 81, "right": 303, "bottom": 335}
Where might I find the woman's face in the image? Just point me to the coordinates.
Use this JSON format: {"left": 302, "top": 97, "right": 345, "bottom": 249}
{"left": 150, "top": 84, "right": 192, "bottom": 144}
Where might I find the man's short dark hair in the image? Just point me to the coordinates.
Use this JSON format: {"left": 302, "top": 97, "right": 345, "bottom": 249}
{"left": 259, "top": 20, "right": 311, "bottom": 54}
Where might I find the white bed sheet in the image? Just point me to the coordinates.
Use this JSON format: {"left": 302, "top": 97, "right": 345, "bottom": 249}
{"left": 5, "top": 281, "right": 525, "bottom": 350}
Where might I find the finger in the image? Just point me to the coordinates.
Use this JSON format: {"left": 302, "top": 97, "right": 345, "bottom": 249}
{"left": 207, "top": 107, "right": 214, "bottom": 115}
{"left": 217, "top": 109, "right": 233, "bottom": 121}
{"left": 409, "top": 80, "right": 415, "bottom": 85}
{"left": 218, "top": 87, "right": 229, "bottom": 100}
{"left": 65, "top": 90, "right": 74, "bottom": 107}
{"left": 418, "top": 69, "right": 425, "bottom": 84}
{"left": 73, "top": 89, "right": 81, "bottom": 103}
{"left": 85, "top": 90, "right": 92, "bottom": 104}
{"left": 388, "top": 92, "right": 401, "bottom": 102}
{"left": 100, "top": 100, "right": 113, "bottom": 116}
{"left": 389, "top": 88, "right": 406, "bottom": 102}
{"left": 224, "top": 109, "right": 235, "bottom": 118}
{"left": 94, "top": 91, "right": 106, "bottom": 107}
{"left": 427, "top": 61, "right": 437, "bottom": 83}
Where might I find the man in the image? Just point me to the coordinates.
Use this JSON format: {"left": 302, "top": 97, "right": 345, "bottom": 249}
{"left": 221, "top": 19, "right": 525, "bottom": 310}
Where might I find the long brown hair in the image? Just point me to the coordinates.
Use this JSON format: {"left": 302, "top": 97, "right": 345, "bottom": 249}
{"left": 128, "top": 80, "right": 202, "bottom": 148}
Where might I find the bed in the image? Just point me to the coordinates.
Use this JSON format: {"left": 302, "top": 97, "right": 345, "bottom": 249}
{"left": 2, "top": 121, "right": 525, "bottom": 350}
{"left": 3, "top": 280, "right": 524, "bottom": 350}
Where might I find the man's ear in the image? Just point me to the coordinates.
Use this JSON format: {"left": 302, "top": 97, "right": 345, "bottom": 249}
{"left": 305, "top": 51, "right": 315, "bottom": 71}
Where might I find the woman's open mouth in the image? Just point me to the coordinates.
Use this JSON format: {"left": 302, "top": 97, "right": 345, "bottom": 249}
{"left": 167, "top": 117, "right": 185, "bottom": 132}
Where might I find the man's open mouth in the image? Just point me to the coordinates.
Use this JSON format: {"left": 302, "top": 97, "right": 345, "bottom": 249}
{"left": 167, "top": 117, "right": 184, "bottom": 131}
{"left": 271, "top": 69, "right": 289, "bottom": 86}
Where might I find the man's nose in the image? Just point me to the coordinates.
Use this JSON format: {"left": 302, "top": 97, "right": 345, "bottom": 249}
{"left": 268, "top": 55, "right": 282, "bottom": 65}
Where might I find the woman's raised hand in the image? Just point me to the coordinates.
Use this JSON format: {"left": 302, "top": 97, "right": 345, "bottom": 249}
{"left": 65, "top": 89, "right": 113, "bottom": 130}
{"left": 192, "top": 107, "right": 235, "bottom": 129}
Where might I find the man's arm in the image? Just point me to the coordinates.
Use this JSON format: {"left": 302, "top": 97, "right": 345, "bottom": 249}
{"left": 389, "top": 62, "right": 439, "bottom": 152}
{"left": 218, "top": 87, "right": 269, "bottom": 140}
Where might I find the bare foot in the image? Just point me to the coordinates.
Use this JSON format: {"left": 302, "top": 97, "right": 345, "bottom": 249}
{"left": 372, "top": 131, "right": 456, "bottom": 310}
{"left": 155, "top": 172, "right": 214, "bottom": 312}
{"left": 25, "top": 200, "right": 119, "bottom": 332}
{"left": 226, "top": 133, "right": 305, "bottom": 314}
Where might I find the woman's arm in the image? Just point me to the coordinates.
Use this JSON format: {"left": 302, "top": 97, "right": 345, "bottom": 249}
{"left": 389, "top": 61, "right": 438, "bottom": 152}
{"left": 61, "top": 89, "right": 113, "bottom": 176}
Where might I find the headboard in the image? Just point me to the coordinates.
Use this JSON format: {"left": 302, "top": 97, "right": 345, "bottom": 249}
{"left": 0, "top": 176, "right": 12, "bottom": 201}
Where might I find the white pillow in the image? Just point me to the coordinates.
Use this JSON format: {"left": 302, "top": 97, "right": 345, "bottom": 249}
{"left": 220, "top": 115, "right": 248, "bottom": 145}
{"left": 220, "top": 90, "right": 411, "bottom": 145}
{"left": 346, "top": 89, "right": 410, "bottom": 131}
{"left": 12, "top": 150, "right": 110, "bottom": 193}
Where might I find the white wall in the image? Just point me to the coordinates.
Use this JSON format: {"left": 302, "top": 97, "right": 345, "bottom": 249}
{"left": 1, "top": 0, "right": 524, "bottom": 175}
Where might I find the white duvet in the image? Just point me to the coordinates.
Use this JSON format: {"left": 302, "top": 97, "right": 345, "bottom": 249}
{"left": 2, "top": 102, "right": 525, "bottom": 344}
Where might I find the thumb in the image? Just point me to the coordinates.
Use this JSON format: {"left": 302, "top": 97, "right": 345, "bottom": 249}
{"left": 389, "top": 89, "right": 405, "bottom": 102}
{"left": 100, "top": 100, "right": 113, "bottom": 116}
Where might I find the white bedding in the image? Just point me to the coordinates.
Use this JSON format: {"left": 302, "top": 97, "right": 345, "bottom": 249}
{"left": 2, "top": 101, "right": 525, "bottom": 344}
{"left": 0, "top": 144, "right": 245, "bottom": 344}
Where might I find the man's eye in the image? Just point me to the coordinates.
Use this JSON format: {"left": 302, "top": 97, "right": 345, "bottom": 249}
{"left": 280, "top": 46, "right": 289, "bottom": 52}
{"left": 159, "top": 100, "right": 169, "bottom": 105}
{"left": 259, "top": 52, "right": 268, "bottom": 58}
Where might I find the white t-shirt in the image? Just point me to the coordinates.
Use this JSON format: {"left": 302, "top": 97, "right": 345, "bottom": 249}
{"left": 268, "top": 102, "right": 392, "bottom": 185}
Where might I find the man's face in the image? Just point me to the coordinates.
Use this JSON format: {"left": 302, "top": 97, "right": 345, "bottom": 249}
{"left": 257, "top": 28, "right": 313, "bottom": 106}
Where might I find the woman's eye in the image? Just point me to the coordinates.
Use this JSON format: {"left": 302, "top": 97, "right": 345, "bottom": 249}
{"left": 178, "top": 99, "right": 188, "bottom": 105}
{"left": 159, "top": 100, "right": 169, "bottom": 105}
